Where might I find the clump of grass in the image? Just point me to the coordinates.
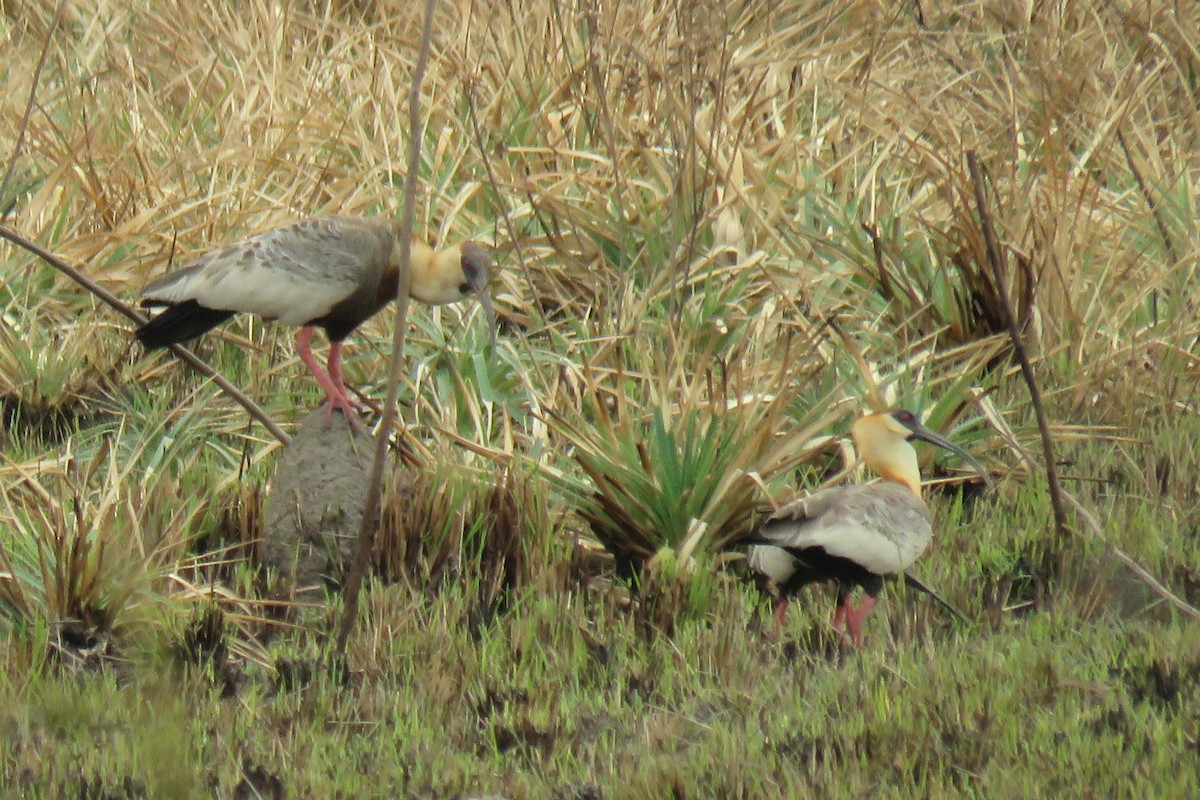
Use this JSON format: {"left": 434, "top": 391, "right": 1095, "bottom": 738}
{"left": 375, "top": 458, "right": 561, "bottom": 625}
{"left": 0, "top": 415, "right": 220, "bottom": 647}
{"left": 543, "top": 320, "right": 843, "bottom": 577}
{"left": 0, "top": 277, "right": 119, "bottom": 441}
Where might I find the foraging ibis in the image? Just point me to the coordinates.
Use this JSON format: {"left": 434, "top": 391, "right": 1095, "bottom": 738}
{"left": 747, "top": 409, "right": 987, "bottom": 646}
{"left": 135, "top": 215, "right": 496, "bottom": 423}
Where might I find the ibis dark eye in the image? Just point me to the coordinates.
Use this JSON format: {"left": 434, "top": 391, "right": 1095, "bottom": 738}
{"left": 892, "top": 409, "right": 916, "bottom": 424}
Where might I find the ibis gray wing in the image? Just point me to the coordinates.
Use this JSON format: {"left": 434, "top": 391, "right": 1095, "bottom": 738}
{"left": 140, "top": 216, "right": 394, "bottom": 325}
{"left": 746, "top": 486, "right": 853, "bottom": 587}
{"left": 755, "top": 484, "right": 932, "bottom": 576}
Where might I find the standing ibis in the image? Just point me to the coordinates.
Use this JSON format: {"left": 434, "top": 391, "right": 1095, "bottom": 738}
{"left": 135, "top": 215, "right": 496, "bottom": 423}
{"left": 747, "top": 409, "right": 987, "bottom": 646}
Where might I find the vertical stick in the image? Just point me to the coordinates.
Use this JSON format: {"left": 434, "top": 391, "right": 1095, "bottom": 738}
{"left": 334, "top": 0, "right": 440, "bottom": 655}
{"left": 966, "top": 151, "right": 1069, "bottom": 544}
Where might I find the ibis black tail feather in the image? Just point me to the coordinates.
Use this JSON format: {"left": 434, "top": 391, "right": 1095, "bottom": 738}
{"left": 135, "top": 300, "right": 234, "bottom": 350}
{"left": 737, "top": 534, "right": 779, "bottom": 549}
{"left": 901, "top": 570, "right": 971, "bottom": 624}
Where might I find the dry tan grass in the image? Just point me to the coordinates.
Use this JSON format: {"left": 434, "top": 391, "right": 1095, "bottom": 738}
{"left": 1, "top": 0, "right": 1195, "bottom": 616}
{"left": 3, "top": 2, "right": 1192, "bottom": 339}
{"left": 0, "top": 1, "right": 1195, "bottom": 571}
{"left": 3, "top": 4, "right": 1200, "bottom": 795}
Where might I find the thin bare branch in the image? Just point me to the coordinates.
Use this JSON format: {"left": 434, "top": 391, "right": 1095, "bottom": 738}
{"left": 334, "top": 0, "right": 439, "bottom": 655}
{"left": 1061, "top": 491, "right": 1200, "bottom": 618}
{"left": 966, "top": 151, "right": 1069, "bottom": 544}
{"left": 0, "top": 223, "right": 291, "bottom": 446}
{"left": 985, "top": 409, "right": 1200, "bottom": 619}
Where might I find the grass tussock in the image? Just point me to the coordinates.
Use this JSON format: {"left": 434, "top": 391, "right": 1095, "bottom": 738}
{"left": 1, "top": 0, "right": 1199, "bottom": 795}
{"left": 377, "top": 459, "right": 559, "bottom": 624}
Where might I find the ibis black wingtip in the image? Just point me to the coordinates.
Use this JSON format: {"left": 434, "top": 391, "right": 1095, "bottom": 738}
{"left": 134, "top": 301, "right": 234, "bottom": 351}
{"left": 902, "top": 570, "right": 972, "bottom": 624}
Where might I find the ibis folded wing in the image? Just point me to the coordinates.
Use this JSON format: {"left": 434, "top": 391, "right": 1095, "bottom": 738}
{"left": 752, "top": 483, "right": 932, "bottom": 577}
{"left": 140, "top": 216, "right": 393, "bottom": 326}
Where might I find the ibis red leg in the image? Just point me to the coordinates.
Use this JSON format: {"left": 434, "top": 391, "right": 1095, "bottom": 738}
{"left": 326, "top": 342, "right": 365, "bottom": 415}
{"left": 842, "top": 595, "right": 877, "bottom": 648}
{"left": 772, "top": 598, "right": 789, "bottom": 640}
{"left": 295, "top": 327, "right": 359, "bottom": 426}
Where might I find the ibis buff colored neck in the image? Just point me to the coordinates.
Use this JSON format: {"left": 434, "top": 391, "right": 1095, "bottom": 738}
{"left": 394, "top": 240, "right": 472, "bottom": 305}
{"left": 851, "top": 414, "right": 924, "bottom": 498}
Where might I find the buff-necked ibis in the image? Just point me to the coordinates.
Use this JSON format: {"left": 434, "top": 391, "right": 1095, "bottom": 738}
{"left": 747, "top": 409, "right": 988, "bottom": 646}
{"left": 135, "top": 215, "right": 495, "bottom": 423}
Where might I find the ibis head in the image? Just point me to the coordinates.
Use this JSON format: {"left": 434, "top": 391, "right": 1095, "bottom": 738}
{"left": 851, "top": 409, "right": 987, "bottom": 497}
{"left": 409, "top": 239, "right": 496, "bottom": 351}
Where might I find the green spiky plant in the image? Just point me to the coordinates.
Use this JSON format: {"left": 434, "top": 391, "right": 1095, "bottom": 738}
{"left": 542, "top": 315, "right": 847, "bottom": 578}
{"left": 0, "top": 275, "right": 118, "bottom": 440}
{"left": 0, "top": 424, "right": 206, "bottom": 641}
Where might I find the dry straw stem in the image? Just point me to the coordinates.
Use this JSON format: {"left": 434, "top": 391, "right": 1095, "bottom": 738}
{"left": 1116, "top": 130, "right": 1180, "bottom": 268}
{"left": 0, "top": 0, "right": 65, "bottom": 219}
{"left": 982, "top": 408, "right": 1200, "bottom": 620}
{"left": 1117, "top": 128, "right": 1179, "bottom": 328}
{"left": 0, "top": 223, "right": 291, "bottom": 446}
{"left": 334, "top": 0, "right": 439, "bottom": 656}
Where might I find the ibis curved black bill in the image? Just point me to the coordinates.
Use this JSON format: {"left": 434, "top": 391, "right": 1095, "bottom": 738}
{"left": 892, "top": 410, "right": 991, "bottom": 486}
{"left": 461, "top": 241, "right": 497, "bottom": 354}
{"left": 475, "top": 276, "right": 497, "bottom": 354}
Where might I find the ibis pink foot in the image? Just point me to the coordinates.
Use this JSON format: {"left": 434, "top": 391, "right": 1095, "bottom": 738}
{"left": 295, "top": 327, "right": 361, "bottom": 428}
{"left": 841, "top": 595, "right": 877, "bottom": 648}
{"left": 772, "top": 598, "right": 790, "bottom": 640}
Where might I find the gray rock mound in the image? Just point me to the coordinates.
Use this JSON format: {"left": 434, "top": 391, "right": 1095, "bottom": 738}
{"left": 262, "top": 408, "right": 379, "bottom": 593}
